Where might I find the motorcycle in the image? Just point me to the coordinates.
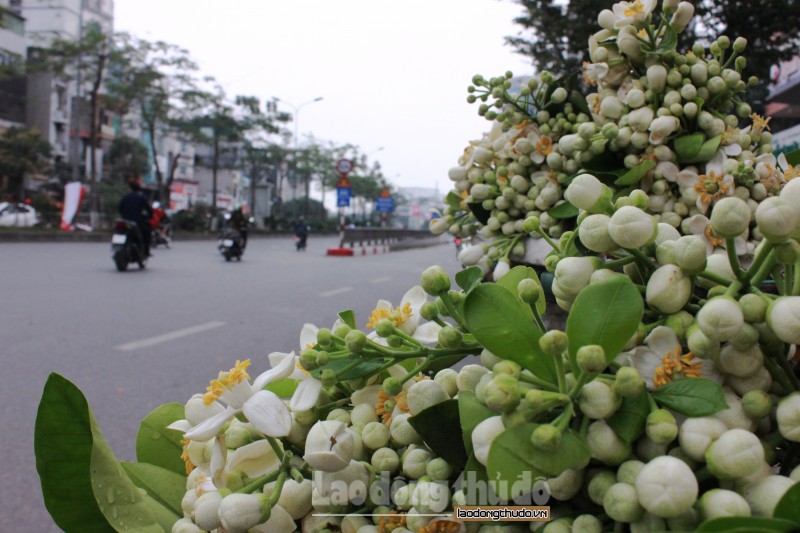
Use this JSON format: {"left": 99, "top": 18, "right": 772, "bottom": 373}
{"left": 454, "top": 237, "right": 463, "bottom": 257}
{"left": 111, "top": 219, "right": 147, "bottom": 271}
{"left": 152, "top": 220, "right": 172, "bottom": 249}
{"left": 218, "top": 227, "right": 244, "bottom": 261}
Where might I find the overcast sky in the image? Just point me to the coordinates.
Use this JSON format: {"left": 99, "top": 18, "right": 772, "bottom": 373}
{"left": 113, "top": 0, "right": 532, "bottom": 193}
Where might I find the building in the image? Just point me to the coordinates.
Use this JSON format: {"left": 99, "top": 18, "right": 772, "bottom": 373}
{"left": 0, "top": 0, "right": 26, "bottom": 130}
{"left": 394, "top": 186, "right": 444, "bottom": 230}
{"left": 766, "top": 56, "right": 800, "bottom": 151}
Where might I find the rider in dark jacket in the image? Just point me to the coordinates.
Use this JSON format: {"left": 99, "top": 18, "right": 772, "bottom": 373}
{"left": 118, "top": 177, "right": 153, "bottom": 257}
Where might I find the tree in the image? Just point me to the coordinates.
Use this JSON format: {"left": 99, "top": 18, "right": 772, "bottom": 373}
{"left": 105, "top": 34, "right": 202, "bottom": 204}
{"left": 0, "top": 127, "right": 51, "bottom": 199}
{"left": 107, "top": 136, "right": 150, "bottom": 181}
{"left": 505, "top": 0, "right": 800, "bottom": 103}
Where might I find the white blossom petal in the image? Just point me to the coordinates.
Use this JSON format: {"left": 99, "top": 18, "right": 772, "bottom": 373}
{"left": 184, "top": 407, "right": 238, "bottom": 442}
{"left": 413, "top": 321, "right": 443, "bottom": 346}
{"left": 299, "top": 323, "right": 319, "bottom": 350}
{"left": 228, "top": 440, "right": 282, "bottom": 479}
{"left": 242, "top": 390, "right": 292, "bottom": 437}
{"left": 290, "top": 377, "right": 323, "bottom": 412}
{"left": 645, "top": 326, "right": 681, "bottom": 357}
{"left": 253, "top": 352, "right": 297, "bottom": 390}
{"left": 167, "top": 419, "right": 192, "bottom": 432}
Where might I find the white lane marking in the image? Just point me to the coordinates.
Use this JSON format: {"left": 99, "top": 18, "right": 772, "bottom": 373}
{"left": 319, "top": 286, "right": 353, "bottom": 298}
{"left": 370, "top": 276, "right": 391, "bottom": 284}
{"left": 115, "top": 321, "right": 226, "bottom": 351}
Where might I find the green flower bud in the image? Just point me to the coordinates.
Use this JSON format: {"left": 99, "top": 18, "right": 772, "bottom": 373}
{"left": 710, "top": 197, "right": 751, "bottom": 238}
{"left": 540, "top": 330, "right": 568, "bottom": 356}
{"left": 587, "top": 470, "right": 617, "bottom": 507}
{"left": 361, "top": 421, "right": 391, "bottom": 450}
{"left": 320, "top": 368, "right": 337, "bottom": 388}
{"left": 493, "top": 360, "right": 521, "bottom": 379}
{"left": 717, "top": 344, "right": 764, "bottom": 378}
{"left": 437, "top": 325, "right": 463, "bottom": 349}
{"left": 608, "top": 206, "right": 658, "bottom": 249}
{"left": 317, "top": 328, "right": 332, "bottom": 347}
{"left": 767, "top": 297, "right": 800, "bottom": 345}
{"left": 672, "top": 236, "right": 708, "bottom": 275}
{"left": 383, "top": 377, "right": 403, "bottom": 396}
{"left": 588, "top": 420, "right": 632, "bottom": 466}
{"left": 646, "top": 409, "right": 678, "bottom": 444}
{"left": 577, "top": 345, "right": 607, "bottom": 374}
{"left": 456, "top": 364, "right": 489, "bottom": 391}
{"left": 564, "top": 174, "right": 613, "bottom": 214}
{"left": 665, "top": 311, "right": 694, "bottom": 341}
{"left": 300, "top": 350, "right": 319, "bottom": 371}
{"left": 551, "top": 87, "right": 568, "bottom": 104}
{"left": 572, "top": 515, "right": 603, "bottom": 533}
{"left": 742, "top": 390, "right": 772, "bottom": 420}
{"left": 729, "top": 322, "right": 760, "bottom": 350}
{"left": 517, "top": 278, "right": 541, "bottom": 304}
{"left": 706, "top": 428, "right": 765, "bottom": 480}
{"left": 604, "top": 482, "right": 645, "bottom": 523}
{"left": 755, "top": 197, "right": 799, "bottom": 242}
{"left": 371, "top": 447, "right": 400, "bottom": 473}
{"left": 579, "top": 380, "right": 622, "bottom": 419}
{"left": 386, "top": 335, "right": 403, "bottom": 348}
{"left": 374, "top": 318, "right": 395, "bottom": 338}
{"left": 434, "top": 368, "right": 458, "bottom": 397}
{"left": 403, "top": 448, "right": 433, "bottom": 479}
{"left": 420, "top": 265, "right": 451, "bottom": 295}
{"left": 426, "top": 457, "right": 454, "bottom": 481}
{"left": 617, "top": 460, "right": 645, "bottom": 485}
{"left": 614, "top": 366, "right": 645, "bottom": 398}
{"left": 316, "top": 351, "right": 330, "bottom": 367}
{"left": 578, "top": 213, "right": 617, "bottom": 253}
{"left": 419, "top": 301, "right": 439, "bottom": 321}
{"left": 390, "top": 413, "right": 422, "bottom": 446}
{"left": 531, "top": 424, "right": 562, "bottom": 451}
{"left": 698, "top": 489, "right": 751, "bottom": 520}
{"left": 333, "top": 324, "right": 351, "bottom": 338}
{"left": 483, "top": 374, "right": 521, "bottom": 413}
{"left": 775, "top": 240, "right": 800, "bottom": 265}
{"left": 522, "top": 215, "right": 541, "bottom": 234}
{"left": 636, "top": 456, "right": 698, "bottom": 518}
{"left": 345, "top": 329, "right": 367, "bottom": 353}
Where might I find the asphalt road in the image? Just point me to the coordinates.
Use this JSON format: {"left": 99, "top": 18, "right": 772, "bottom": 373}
{"left": 0, "top": 235, "right": 460, "bottom": 532}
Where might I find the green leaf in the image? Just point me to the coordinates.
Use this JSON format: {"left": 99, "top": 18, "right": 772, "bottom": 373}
{"left": 569, "top": 90, "right": 592, "bottom": 118}
{"left": 655, "top": 24, "right": 678, "bottom": 53}
{"left": 774, "top": 481, "right": 800, "bottom": 523}
{"left": 566, "top": 276, "right": 643, "bottom": 374}
{"left": 785, "top": 148, "right": 800, "bottom": 167}
{"left": 409, "top": 400, "right": 468, "bottom": 468}
{"left": 652, "top": 378, "right": 728, "bottom": 417}
{"left": 615, "top": 159, "right": 656, "bottom": 186}
{"left": 458, "top": 391, "right": 497, "bottom": 456}
{"left": 265, "top": 377, "right": 299, "bottom": 398}
{"left": 547, "top": 201, "right": 579, "bottom": 219}
{"left": 120, "top": 462, "right": 186, "bottom": 517}
{"left": 464, "top": 283, "right": 556, "bottom": 384}
{"left": 487, "top": 423, "right": 590, "bottom": 499}
{"left": 606, "top": 389, "right": 650, "bottom": 444}
{"left": 467, "top": 201, "right": 491, "bottom": 225}
{"left": 460, "top": 453, "right": 494, "bottom": 503}
{"left": 697, "top": 517, "right": 800, "bottom": 532}
{"left": 674, "top": 133, "right": 705, "bottom": 162}
{"left": 496, "top": 265, "right": 546, "bottom": 316}
{"left": 338, "top": 310, "right": 356, "bottom": 329}
{"left": 135, "top": 403, "right": 186, "bottom": 476}
{"left": 35, "top": 373, "right": 181, "bottom": 533}
{"left": 445, "top": 191, "right": 463, "bottom": 209}
{"left": 695, "top": 135, "right": 723, "bottom": 163}
{"left": 455, "top": 266, "right": 484, "bottom": 293}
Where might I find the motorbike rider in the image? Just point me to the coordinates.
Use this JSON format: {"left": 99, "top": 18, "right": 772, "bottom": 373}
{"left": 150, "top": 201, "right": 170, "bottom": 241}
{"left": 293, "top": 216, "right": 309, "bottom": 251}
{"left": 118, "top": 176, "right": 153, "bottom": 258}
{"left": 229, "top": 205, "right": 249, "bottom": 249}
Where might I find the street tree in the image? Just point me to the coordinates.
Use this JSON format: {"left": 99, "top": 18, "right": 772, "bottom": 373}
{"left": 0, "top": 127, "right": 52, "bottom": 199}
{"left": 107, "top": 136, "right": 150, "bottom": 181}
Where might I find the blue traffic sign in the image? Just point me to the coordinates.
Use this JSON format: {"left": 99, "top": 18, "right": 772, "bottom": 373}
{"left": 376, "top": 197, "right": 394, "bottom": 212}
{"left": 337, "top": 186, "right": 351, "bottom": 207}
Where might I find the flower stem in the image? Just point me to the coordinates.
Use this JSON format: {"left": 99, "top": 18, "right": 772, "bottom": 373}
{"left": 236, "top": 469, "right": 281, "bottom": 494}
{"left": 518, "top": 372, "right": 559, "bottom": 392}
{"left": 725, "top": 238, "right": 745, "bottom": 281}
{"left": 554, "top": 352, "right": 567, "bottom": 394}
{"left": 744, "top": 240, "right": 775, "bottom": 286}
{"left": 696, "top": 270, "right": 733, "bottom": 287}
{"left": 604, "top": 255, "right": 637, "bottom": 270}
{"left": 530, "top": 303, "right": 547, "bottom": 334}
{"left": 266, "top": 436, "right": 284, "bottom": 461}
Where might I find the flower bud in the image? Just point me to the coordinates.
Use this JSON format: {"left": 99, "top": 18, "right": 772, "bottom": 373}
{"left": 361, "top": 421, "right": 391, "bottom": 450}
{"left": 649, "top": 116, "right": 680, "bottom": 145}
{"left": 192, "top": 491, "right": 223, "bottom": 531}
{"left": 390, "top": 413, "right": 422, "bottom": 446}
{"left": 472, "top": 416, "right": 506, "bottom": 466}
{"left": 456, "top": 364, "right": 489, "bottom": 391}
{"left": 646, "top": 409, "right": 678, "bottom": 445}
{"left": 636, "top": 456, "right": 698, "bottom": 518}
{"left": 678, "top": 416, "right": 728, "bottom": 461}
{"left": 755, "top": 197, "right": 799, "bottom": 242}
{"left": 172, "top": 518, "right": 204, "bottom": 533}
{"left": 767, "top": 297, "right": 800, "bottom": 345}
{"left": 530, "top": 424, "right": 562, "bottom": 451}
{"left": 646, "top": 264, "right": 692, "bottom": 314}
{"left": 698, "top": 489, "right": 751, "bottom": 520}
{"left": 743, "top": 475, "right": 795, "bottom": 517}
{"left": 717, "top": 344, "right": 763, "bottom": 378}
{"left": 579, "top": 213, "right": 616, "bottom": 252}
{"left": 517, "top": 278, "right": 541, "bottom": 305}
{"left": 672, "top": 236, "right": 707, "bottom": 274}
{"left": 629, "top": 107, "right": 655, "bottom": 133}
{"left": 407, "top": 380, "right": 450, "bottom": 415}
{"left": 614, "top": 366, "right": 645, "bottom": 397}
{"left": 371, "top": 447, "right": 400, "bottom": 473}
{"left": 603, "top": 482, "right": 644, "bottom": 523}
{"left": 429, "top": 217, "right": 449, "bottom": 235}
{"left": 437, "top": 325, "right": 463, "bottom": 349}
{"left": 697, "top": 297, "right": 744, "bottom": 341}
{"left": 485, "top": 374, "right": 521, "bottom": 413}
{"left": 777, "top": 393, "right": 800, "bottom": 442}
{"left": 304, "top": 420, "right": 355, "bottom": 472}
{"left": 710, "top": 197, "right": 751, "bottom": 238}
{"left": 579, "top": 380, "right": 622, "bottom": 419}
{"left": 647, "top": 64, "right": 668, "bottom": 93}
{"left": 345, "top": 329, "right": 367, "bottom": 353}
{"left": 458, "top": 243, "right": 485, "bottom": 266}
{"left": 608, "top": 206, "right": 658, "bottom": 249}
{"left": 588, "top": 420, "right": 631, "bottom": 466}
{"left": 564, "top": 174, "right": 612, "bottom": 214}
{"left": 540, "top": 330, "right": 569, "bottom": 356}
{"left": 742, "top": 390, "right": 772, "bottom": 420}
{"left": 577, "top": 345, "right": 607, "bottom": 374}
{"left": 705, "top": 428, "right": 765, "bottom": 480}
{"left": 374, "top": 318, "right": 395, "bottom": 338}
{"left": 218, "top": 493, "right": 268, "bottom": 533}
{"left": 420, "top": 265, "right": 451, "bottom": 295}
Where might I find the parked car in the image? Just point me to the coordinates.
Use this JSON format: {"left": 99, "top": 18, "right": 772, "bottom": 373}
{"left": 0, "top": 202, "right": 40, "bottom": 227}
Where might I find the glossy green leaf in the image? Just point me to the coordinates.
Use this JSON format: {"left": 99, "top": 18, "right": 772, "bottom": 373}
{"left": 652, "top": 378, "right": 728, "bottom": 417}
{"left": 446, "top": 191, "right": 463, "bottom": 209}
{"left": 35, "top": 373, "right": 181, "bottom": 533}
{"left": 547, "top": 201, "right": 579, "bottom": 219}
{"left": 785, "top": 148, "right": 800, "bottom": 167}
{"left": 312, "top": 357, "right": 387, "bottom": 380}
{"left": 460, "top": 453, "right": 494, "bottom": 504}
{"left": 120, "top": 462, "right": 185, "bottom": 517}
{"left": 467, "top": 201, "right": 491, "bottom": 225}
{"left": 655, "top": 24, "right": 678, "bottom": 53}
{"left": 135, "top": 403, "right": 185, "bottom": 475}
{"left": 697, "top": 517, "right": 799, "bottom": 532}
{"left": 487, "top": 423, "right": 590, "bottom": 499}
{"left": 674, "top": 133, "right": 705, "bottom": 162}
{"left": 458, "top": 391, "right": 497, "bottom": 456}
{"left": 497, "top": 265, "right": 546, "bottom": 316}
{"left": 427, "top": 354, "right": 468, "bottom": 375}
{"left": 774, "top": 480, "right": 800, "bottom": 523}
{"left": 695, "top": 135, "right": 723, "bottom": 163}
{"left": 464, "top": 283, "right": 556, "bottom": 384}
{"left": 455, "top": 266, "right": 484, "bottom": 293}
{"left": 606, "top": 389, "right": 650, "bottom": 444}
{"left": 566, "top": 276, "right": 643, "bottom": 374}
{"left": 338, "top": 310, "right": 356, "bottom": 329}
{"left": 615, "top": 159, "right": 656, "bottom": 186}
{"left": 265, "top": 377, "right": 299, "bottom": 399}
{"left": 409, "top": 400, "right": 467, "bottom": 468}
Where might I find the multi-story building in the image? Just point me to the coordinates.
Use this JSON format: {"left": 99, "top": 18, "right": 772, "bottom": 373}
{"left": 0, "top": 0, "right": 26, "bottom": 130}
{"left": 767, "top": 57, "right": 800, "bottom": 155}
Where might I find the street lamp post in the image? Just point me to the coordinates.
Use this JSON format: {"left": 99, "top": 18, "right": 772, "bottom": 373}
{"left": 275, "top": 96, "right": 323, "bottom": 219}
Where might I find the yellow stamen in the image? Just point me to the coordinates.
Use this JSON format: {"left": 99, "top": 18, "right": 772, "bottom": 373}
{"left": 203, "top": 360, "right": 251, "bottom": 405}
{"left": 654, "top": 345, "right": 703, "bottom": 388}
{"left": 535, "top": 135, "right": 553, "bottom": 156}
{"left": 180, "top": 438, "right": 195, "bottom": 475}
{"left": 367, "top": 302, "right": 413, "bottom": 329}
{"left": 227, "top": 359, "right": 251, "bottom": 385}
{"left": 376, "top": 389, "right": 410, "bottom": 426}
{"left": 704, "top": 225, "right": 725, "bottom": 248}
{"left": 623, "top": 0, "right": 646, "bottom": 17}
{"left": 203, "top": 379, "right": 226, "bottom": 405}
{"left": 546, "top": 171, "right": 560, "bottom": 188}
{"left": 693, "top": 170, "right": 730, "bottom": 205}
{"left": 378, "top": 511, "right": 407, "bottom": 532}
{"left": 750, "top": 113, "right": 771, "bottom": 135}
{"left": 420, "top": 520, "right": 463, "bottom": 533}
{"left": 721, "top": 124, "right": 737, "bottom": 144}
{"left": 782, "top": 163, "right": 800, "bottom": 181}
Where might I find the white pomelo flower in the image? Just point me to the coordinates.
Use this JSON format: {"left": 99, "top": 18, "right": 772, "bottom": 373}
{"left": 304, "top": 420, "right": 355, "bottom": 472}
{"left": 636, "top": 456, "right": 698, "bottom": 518}
{"left": 608, "top": 206, "right": 657, "bottom": 249}
{"left": 705, "top": 429, "right": 765, "bottom": 480}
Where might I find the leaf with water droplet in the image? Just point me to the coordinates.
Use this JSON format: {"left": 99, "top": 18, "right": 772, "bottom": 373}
{"left": 135, "top": 403, "right": 185, "bottom": 475}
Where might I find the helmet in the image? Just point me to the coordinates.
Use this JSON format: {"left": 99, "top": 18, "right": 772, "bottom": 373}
{"left": 152, "top": 201, "right": 161, "bottom": 209}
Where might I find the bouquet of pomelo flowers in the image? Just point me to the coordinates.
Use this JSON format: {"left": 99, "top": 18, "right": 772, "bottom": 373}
{"left": 36, "top": 0, "right": 800, "bottom": 532}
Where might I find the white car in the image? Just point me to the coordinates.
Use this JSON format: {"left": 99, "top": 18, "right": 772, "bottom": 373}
{"left": 0, "top": 202, "right": 40, "bottom": 227}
